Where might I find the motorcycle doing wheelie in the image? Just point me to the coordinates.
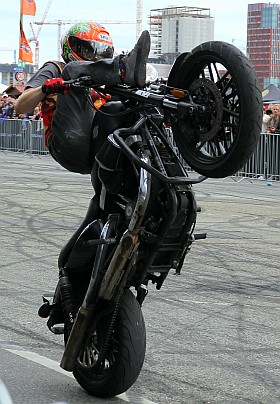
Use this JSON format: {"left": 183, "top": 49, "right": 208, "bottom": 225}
{"left": 38, "top": 41, "right": 262, "bottom": 397}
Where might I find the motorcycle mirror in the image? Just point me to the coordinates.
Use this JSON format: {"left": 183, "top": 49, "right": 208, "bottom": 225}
{"left": 146, "top": 63, "right": 159, "bottom": 83}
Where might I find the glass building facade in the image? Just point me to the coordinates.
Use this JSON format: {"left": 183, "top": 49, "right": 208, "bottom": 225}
{"left": 247, "top": 3, "right": 280, "bottom": 89}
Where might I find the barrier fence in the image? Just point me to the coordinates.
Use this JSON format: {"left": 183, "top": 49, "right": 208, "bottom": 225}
{"left": 0, "top": 118, "right": 46, "bottom": 155}
{"left": 0, "top": 118, "right": 279, "bottom": 181}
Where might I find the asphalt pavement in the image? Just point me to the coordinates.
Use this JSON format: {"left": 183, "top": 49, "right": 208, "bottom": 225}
{"left": 1, "top": 151, "right": 280, "bottom": 404}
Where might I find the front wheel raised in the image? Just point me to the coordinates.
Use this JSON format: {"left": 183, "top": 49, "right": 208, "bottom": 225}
{"left": 73, "top": 289, "right": 146, "bottom": 398}
{"left": 168, "top": 41, "right": 263, "bottom": 178}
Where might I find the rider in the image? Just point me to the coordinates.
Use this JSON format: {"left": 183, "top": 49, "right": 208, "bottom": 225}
{"left": 15, "top": 22, "right": 151, "bottom": 328}
{"left": 16, "top": 22, "right": 150, "bottom": 171}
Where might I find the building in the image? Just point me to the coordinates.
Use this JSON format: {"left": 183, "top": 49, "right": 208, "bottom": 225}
{"left": 247, "top": 3, "right": 280, "bottom": 89}
{"left": 0, "top": 63, "right": 35, "bottom": 94}
{"left": 148, "top": 6, "right": 214, "bottom": 64}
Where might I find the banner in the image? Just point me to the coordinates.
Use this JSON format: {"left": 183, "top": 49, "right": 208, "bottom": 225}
{"left": 19, "top": 21, "right": 33, "bottom": 63}
{"left": 20, "top": 0, "right": 36, "bottom": 16}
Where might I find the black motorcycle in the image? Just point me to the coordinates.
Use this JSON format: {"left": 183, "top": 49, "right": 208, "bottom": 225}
{"left": 38, "top": 41, "right": 262, "bottom": 397}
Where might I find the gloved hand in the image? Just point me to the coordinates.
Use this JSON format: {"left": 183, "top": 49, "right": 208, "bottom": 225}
{"left": 41, "top": 78, "right": 69, "bottom": 95}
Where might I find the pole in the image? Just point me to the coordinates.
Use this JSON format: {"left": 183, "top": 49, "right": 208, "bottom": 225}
{"left": 19, "top": 0, "right": 23, "bottom": 64}
{"left": 57, "top": 21, "right": 62, "bottom": 61}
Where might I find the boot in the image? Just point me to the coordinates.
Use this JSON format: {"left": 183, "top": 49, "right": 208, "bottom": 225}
{"left": 62, "top": 30, "right": 151, "bottom": 88}
{"left": 120, "top": 30, "right": 151, "bottom": 87}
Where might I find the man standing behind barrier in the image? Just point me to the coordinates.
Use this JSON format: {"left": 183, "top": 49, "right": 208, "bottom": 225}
{"left": 6, "top": 101, "right": 17, "bottom": 119}
{"left": 268, "top": 104, "right": 280, "bottom": 133}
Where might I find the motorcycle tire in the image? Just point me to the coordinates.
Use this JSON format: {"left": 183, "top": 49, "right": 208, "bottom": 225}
{"left": 167, "top": 41, "right": 263, "bottom": 178}
{"left": 73, "top": 289, "right": 146, "bottom": 398}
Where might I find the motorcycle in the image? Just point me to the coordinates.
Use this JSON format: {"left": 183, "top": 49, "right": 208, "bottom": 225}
{"left": 38, "top": 41, "right": 262, "bottom": 397}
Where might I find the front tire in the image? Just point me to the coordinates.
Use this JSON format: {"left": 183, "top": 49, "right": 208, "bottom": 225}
{"left": 73, "top": 289, "right": 146, "bottom": 397}
{"left": 168, "top": 41, "right": 262, "bottom": 178}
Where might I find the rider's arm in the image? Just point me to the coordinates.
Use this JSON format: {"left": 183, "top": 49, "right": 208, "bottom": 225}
{"left": 15, "top": 86, "right": 46, "bottom": 115}
{"left": 15, "top": 62, "right": 61, "bottom": 114}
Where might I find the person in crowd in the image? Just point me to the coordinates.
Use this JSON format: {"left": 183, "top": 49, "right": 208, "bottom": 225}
{"left": 262, "top": 106, "right": 273, "bottom": 133}
{"left": 1, "top": 93, "right": 9, "bottom": 109}
{"left": 31, "top": 105, "right": 43, "bottom": 120}
{"left": 268, "top": 104, "right": 280, "bottom": 133}
{"left": 31, "top": 104, "right": 43, "bottom": 131}
{"left": 6, "top": 101, "right": 17, "bottom": 119}
{"left": 0, "top": 107, "right": 7, "bottom": 119}
{"left": 18, "top": 112, "right": 29, "bottom": 120}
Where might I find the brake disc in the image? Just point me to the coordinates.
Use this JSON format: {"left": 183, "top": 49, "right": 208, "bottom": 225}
{"left": 189, "top": 78, "right": 224, "bottom": 143}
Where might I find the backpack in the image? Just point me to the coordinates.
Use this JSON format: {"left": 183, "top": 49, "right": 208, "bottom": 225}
{"left": 41, "top": 60, "right": 95, "bottom": 174}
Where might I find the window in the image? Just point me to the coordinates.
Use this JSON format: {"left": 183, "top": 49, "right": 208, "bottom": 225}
{"left": 262, "top": 7, "right": 278, "bottom": 28}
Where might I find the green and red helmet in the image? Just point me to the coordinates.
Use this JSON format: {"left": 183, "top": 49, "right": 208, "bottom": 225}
{"left": 61, "top": 21, "right": 114, "bottom": 63}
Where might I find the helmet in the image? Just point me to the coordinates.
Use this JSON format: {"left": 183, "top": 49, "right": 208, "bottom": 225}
{"left": 61, "top": 21, "right": 114, "bottom": 63}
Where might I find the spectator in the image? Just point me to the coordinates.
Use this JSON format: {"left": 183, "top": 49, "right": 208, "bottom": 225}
{"left": 262, "top": 107, "right": 273, "bottom": 133}
{"left": 31, "top": 105, "right": 43, "bottom": 131}
{"left": 0, "top": 107, "right": 7, "bottom": 119}
{"left": 31, "top": 105, "right": 42, "bottom": 120}
{"left": 269, "top": 104, "right": 280, "bottom": 133}
{"left": 18, "top": 112, "right": 29, "bottom": 120}
{"left": 1, "top": 93, "right": 9, "bottom": 108}
{"left": 6, "top": 101, "right": 17, "bottom": 119}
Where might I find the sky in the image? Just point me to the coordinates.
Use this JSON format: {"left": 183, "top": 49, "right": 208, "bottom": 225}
{"left": 0, "top": 0, "right": 273, "bottom": 66}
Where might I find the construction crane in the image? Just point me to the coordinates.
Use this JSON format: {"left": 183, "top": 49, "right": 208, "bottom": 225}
{"left": 29, "top": 0, "right": 53, "bottom": 68}
{"left": 136, "top": 0, "right": 143, "bottom": 39}
{"left": 34, "top": 20, "right": 136, "bottom": 60}
{"left": 33, "top": 1, "right": 144, "bottom": 61}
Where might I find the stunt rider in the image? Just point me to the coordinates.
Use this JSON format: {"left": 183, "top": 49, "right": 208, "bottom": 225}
{"left": 15, "top": 21, "right": 151, "bottom": 328}
{"left": 15, "top": 21, "right": 150, "bottom": 172}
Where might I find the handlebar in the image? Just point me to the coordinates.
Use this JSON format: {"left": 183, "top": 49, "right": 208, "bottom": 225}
{"left": 62, "top": 76, "right": 205, "bottom": 116}
{"left": 62, "top": 76, "right": 208, "bottom": 185}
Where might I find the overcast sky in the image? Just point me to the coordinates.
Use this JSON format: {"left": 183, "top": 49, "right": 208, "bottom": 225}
{"left": 0, "top": 0, "right": 271, "bottom": 66}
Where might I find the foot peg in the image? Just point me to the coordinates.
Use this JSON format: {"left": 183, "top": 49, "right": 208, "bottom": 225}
{"left": 39, "top": 292, "right": 65, "bottom": 334}
{"left": 50, "top": 324, "right": 64, "bottom": 335}
{"left": 193, "top": 232, "right": 207, "bottom": 240}
{"left": 38, "top": 294, "right": 54, "bottom": 318}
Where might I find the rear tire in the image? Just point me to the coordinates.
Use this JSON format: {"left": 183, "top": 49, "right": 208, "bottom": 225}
{"left": 168, "top": 41, "right": 262, "bottom": 178}
{"left": 73, "top": 289, "right": 146, "bottom": 397}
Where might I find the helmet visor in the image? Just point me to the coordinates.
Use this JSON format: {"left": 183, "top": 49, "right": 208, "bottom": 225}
{"left": 69, "top": 36, "right": 114, "bottom": 61}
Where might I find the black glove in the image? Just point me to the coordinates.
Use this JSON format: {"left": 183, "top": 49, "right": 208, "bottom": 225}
{"left": 41, "top": 78, "right": 69, "bottom": 95}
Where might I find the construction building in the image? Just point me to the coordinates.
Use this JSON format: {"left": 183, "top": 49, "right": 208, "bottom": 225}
{"left": 247, "top": 3, "right": 280, "bottom": 89}
{"left": 148, "top": 6, "right": 214, "bottom": 64}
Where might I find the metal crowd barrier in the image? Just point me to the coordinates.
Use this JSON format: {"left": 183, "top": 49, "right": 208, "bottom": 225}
{"left": 0, "top": 118, "right": 48, "bottom": 155}
{"left": 235, "top": 133, "right": 280, "bottom": 181}
{"left": 0, "top": 120, "right": 279, "bottom": 181}
{"left": 165, "top": 127, "right": 280, "bottom": 182}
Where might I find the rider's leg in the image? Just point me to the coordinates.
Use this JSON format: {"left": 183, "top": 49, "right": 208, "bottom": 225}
{"left": 49, "top": 31, "right": 151, "bottom": 173}
{"left": 61, "top": 30, "right": 151, "bottom": 88}
{"left": 43, "top": 193, "right": 101, "bottom": 331}
{"left": 58, "top": 194, "right": 101, "bottom": 268}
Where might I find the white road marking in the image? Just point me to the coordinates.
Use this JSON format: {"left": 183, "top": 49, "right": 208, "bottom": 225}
{"left": 6, "top": 349, "right": 73, "bottom": 378}
{"left": 4, "top": 349, "right": 157, "bottom": 404}
{"left": 163, "top": 296, "right": 233, "bottom": 305}
{"left": 0, "top": 379, "right": 13, "bottom": 404}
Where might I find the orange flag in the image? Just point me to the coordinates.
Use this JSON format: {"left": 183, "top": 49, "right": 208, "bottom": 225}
{"left": 20, "top": 0, "right": 36, "bottom": 16}
{"left": 19, "top": 22, "right": 33, "bottom": 63}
